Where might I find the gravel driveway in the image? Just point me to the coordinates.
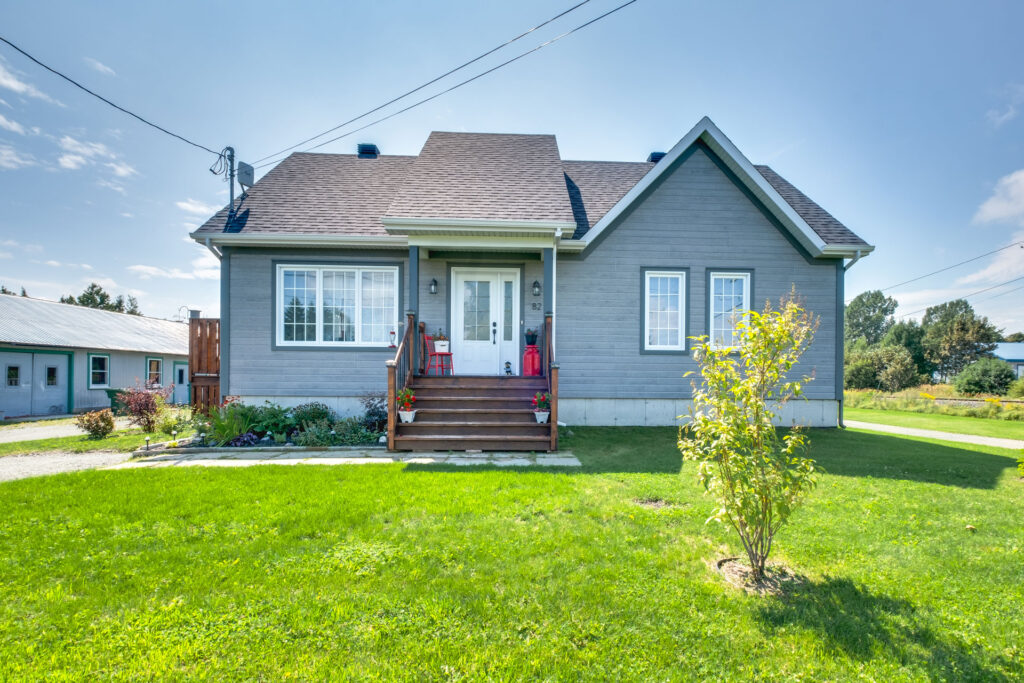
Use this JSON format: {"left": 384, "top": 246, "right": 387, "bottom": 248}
{"left": 0, "top": 418, "right": 132, "bottom": 444}
{"left": 0, "top": 451, "right": 131, "bottom": 482}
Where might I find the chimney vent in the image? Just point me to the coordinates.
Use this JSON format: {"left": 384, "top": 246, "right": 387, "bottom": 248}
{"left": 188, "top": 309, "right": 201, "bottom": 319}
{"left": 647, "top": 151, "right": 666, "bottom": 163}
{"left": 357, "top": 143, "right": 380, "bottom": 159}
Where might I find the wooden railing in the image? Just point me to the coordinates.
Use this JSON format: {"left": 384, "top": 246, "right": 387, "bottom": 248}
{"left": 386, "top": 312, "right": 416, "bottom": 450}
{"left": 544, "top": 313, "right": 558, "bottom": 451}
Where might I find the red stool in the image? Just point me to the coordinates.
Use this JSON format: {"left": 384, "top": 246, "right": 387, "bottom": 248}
{"left": 424, "top": 335, "right": 454, "bottom": 376}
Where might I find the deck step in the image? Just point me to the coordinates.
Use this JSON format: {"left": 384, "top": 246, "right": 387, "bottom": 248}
{"left": 398, "top": 421, "right": 549, "bottom": 436}
{"left": 394, "top": 434, "right": 551, "bottom": 452}
{"left": 412, "top": 375, "right": 546, "bottom": 389}
{"left": 412, "top": 409, "right": 539, "bottom": 423}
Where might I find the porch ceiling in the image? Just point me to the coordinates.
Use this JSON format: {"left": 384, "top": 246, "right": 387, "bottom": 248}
{"left": 384, "top": 217, "right": 570, "bottom": 251}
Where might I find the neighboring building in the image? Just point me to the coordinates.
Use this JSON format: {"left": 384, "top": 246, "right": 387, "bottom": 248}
{"left": 192, "top": 117, "right": 873, "bottom": 446}
{"left": 0, "top": 296, "right": 189, "bottom": 419}
{"left": 994, "top": 343, "right": 1024, "bottom": 378}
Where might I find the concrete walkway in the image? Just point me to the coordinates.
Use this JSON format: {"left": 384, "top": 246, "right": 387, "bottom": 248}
{"left": 0, "top": 418, "right": 132, "bottom": 444}
{"left": 105, "top": 449, "right": 582, "bottom": 470}
{"left": 846, "top": 420, "right": 1024, "bottom": 450}
{"left": 0, "top": 451, "right": 132, "bottom": 482}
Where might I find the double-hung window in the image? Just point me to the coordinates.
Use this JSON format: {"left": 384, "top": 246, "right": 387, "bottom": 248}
{"left": 147, "top": 358, "right": 163, "bottom": 385}
{"left": 709, "top": 271, "right": 751, "bottom": 348}
{"left": 643, "top": 270, "right": 686, "bottom": 351}
{"left": 89, "top": 354, "right": 110, "bottom": 388}
{"left": 277, "top": 264, "right": 399, "bottom": 347}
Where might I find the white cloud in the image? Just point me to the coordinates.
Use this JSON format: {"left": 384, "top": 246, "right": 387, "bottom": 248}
{"left": 0, "top": 143, "right": 35, "bottom": 169}
{"left": 58, "top": 153, "right": 87, "bottom": 170}
{"left": 128, "top": 250, "right": 220, "bottom": 281}
{"left": 986, "top": 105, "right": 1017, "bottom": 128}
{"left": 121, "top": 212, "right": 134, "bottom": 218}
{"left": 105, "top": 160, "right": 136, "bottom": 177}
{"left": 974, "top": 169, "right": 1024, "bottom": 225}
{"left": 36, "top": 259, "right": 93, "bottom": 270}
{"left": 0, "top": 251, "right": 11, "bottom": 259}
{"left": 986, "top": 84, "right": 1024, "bottom": 129}
{"left": 0, "top": 61, "right": 63, "bottom": 106}
{"left": 59, "top": 135, "right": 115, "bottom": 159}
{"left": 176, "top": 197, "right": 219, "bottom": 215}
{"left": 97, "top": 178, "right": 126, "bottom": 194}
{"left": 957, "top": 230, "right": 1024, "bottom": 285}
{"left": 84, "top": 57, "right": 116, "bottom": 76}
{"left": 0, "top": 113, "right": 25, "bottom": 134}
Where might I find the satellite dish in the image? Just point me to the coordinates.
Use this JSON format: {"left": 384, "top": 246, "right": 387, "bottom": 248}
{"left": 237, "top": 161, "right": 254, "bottom": 191}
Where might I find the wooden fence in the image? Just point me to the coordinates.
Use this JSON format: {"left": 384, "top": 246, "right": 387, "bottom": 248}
{"left": 189, "top": 318, "right": 220, "bottom": 414}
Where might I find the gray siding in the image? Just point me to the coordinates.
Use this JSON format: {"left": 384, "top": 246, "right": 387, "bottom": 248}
{"left": 556, "top": 146, "right": 839, "bottom": 400}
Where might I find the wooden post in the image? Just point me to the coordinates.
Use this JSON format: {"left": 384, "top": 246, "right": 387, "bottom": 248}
{"left": 386, "top": 360, "right": 397, "bottom": 451}
{"left": 549, "top": 362, "right": 559, "bottom": 452}
{"left": 543, "top": 314, "right": 552, "bottom": 377}
{"left": 418, "top": 321, "right": 426, "bottom": 374}
{"left": 406, "top": 312, "right": 416, "bottom": 381}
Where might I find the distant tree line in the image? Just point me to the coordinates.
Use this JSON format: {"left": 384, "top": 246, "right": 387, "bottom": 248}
{"left": 844, "top": 290, "right": 1019, "bottom": 393}
{"left": 1, "top": 282, "right": 142, "bottom": 316}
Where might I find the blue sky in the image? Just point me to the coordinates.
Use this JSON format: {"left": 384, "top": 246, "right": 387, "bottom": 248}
{"left": 1, "top": 0, "right": 1022, "bottom": 331}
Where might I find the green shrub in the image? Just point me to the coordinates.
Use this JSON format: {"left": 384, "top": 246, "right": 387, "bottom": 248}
{"left": 845, "top": 346, "right": 920, "bottom": 391}
{"left": 206, "top": 403, "right": 257, "bottom": 446}
{"left": 250, "top": 401, "right": 295, "bottom": 437}
{"left": 293, "top": 417, "right": 381, "bottom": 447}
{"left": 157, "top": 409, "right": 191, "bottom": 436}
{"left": 1006, "top": 378, "right": 1024, "bottom": 399}
{"left": 953, "top": 358, "right": 1015, "bottom": 396}
{"left": 75, "top": 409, "right": 115, "bottom": 439}
{"left": 293, "top": 419, "right": 334, "bottom": 447}
{"left": 360, "top": 393, "right": 387, "bottom": 433}
{"left": 845, "top": 353, "right": 879, "bottom": 389}
{"left": 292, "top": 402, "right": 334, "bottom": 427}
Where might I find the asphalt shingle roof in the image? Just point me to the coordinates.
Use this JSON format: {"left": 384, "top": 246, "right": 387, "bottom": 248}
{"left": 0, "top": 296, "right": 188, "bottom": 355}
{"left": 193, "top": 131, "right": 868, "bottom": 248}
{"left": 385, "top": 132, "right": 575, "bottom": 223}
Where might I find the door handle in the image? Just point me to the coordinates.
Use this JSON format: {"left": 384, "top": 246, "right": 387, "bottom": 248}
{"left": 492, "top": 321, "right": 497, "bottom": 345}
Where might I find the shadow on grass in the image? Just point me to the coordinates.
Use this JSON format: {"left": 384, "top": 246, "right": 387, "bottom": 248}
{"left": 758, "top": 576, "right": 1018, "bottom": 680}
{"left": 810, "top": 429, "right": 1016, "bottom": 489}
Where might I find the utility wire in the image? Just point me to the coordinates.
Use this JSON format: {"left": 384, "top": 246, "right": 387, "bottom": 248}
{"left": 848, "top": 240, "right": 1024, "bottom": 303}
{"left": 254, "top": 0, "right": 639, "bottom": 169}
{"left": 898, "top": 274, "right": 1024, "bottom": 318}
{"left": 971, "top": 282, "right": 1024, "bottom": 305}
{"left": 252, "top": 0, "right": 595, "bottom": 164}
{"left": 0, "top": 35, "right": 220, "bottom": 156}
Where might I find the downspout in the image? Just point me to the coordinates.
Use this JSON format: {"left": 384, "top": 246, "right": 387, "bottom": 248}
{"left": 844, "top": 249, "right": 863, "bottom": 271}
{"left": 204, "top": 237, "right": 222, "bottom": 260}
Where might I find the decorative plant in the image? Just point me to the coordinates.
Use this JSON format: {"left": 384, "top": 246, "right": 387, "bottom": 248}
{"left": 434, "top": 329, "right": 449, "bottom": 342}
{"left": 678, "top": 291, "right": 819, "bottom": 583}
{"left": 75, "top": 409, "right": 115, "bottom": 439}
{"left": 292, "top": 401, "right": 334, "bottom": 425}
{"left": 532, "top": 392, "right": 551, "bottom": 412}
{"left": 118, "top": 382, "right": 173, "bottom": 432}
{"left": 396, "top": 388, "right": 416, "bottom": 411}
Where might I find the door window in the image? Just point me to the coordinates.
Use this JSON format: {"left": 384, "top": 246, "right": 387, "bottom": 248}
{"left": 6, "top": 365, "right": 19, "bottom": 387}
{"left": 462, "top": 280, "right": 491, "bottom": 341}
{"left": 46, "top": 366, "right": 58, "bottom": 386}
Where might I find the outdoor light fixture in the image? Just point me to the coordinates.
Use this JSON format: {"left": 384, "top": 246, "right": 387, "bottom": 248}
{"left": 145, "top": 437, "right": 150, "bottom": 450}
{"left": 430, "top": 278, "right": 438, "bottom": 295}
{"left": 532, "top": 280, "right": 541, "bottom": 296}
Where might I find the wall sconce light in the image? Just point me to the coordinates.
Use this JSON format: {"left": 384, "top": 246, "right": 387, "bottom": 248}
{"left": 532, "top": 280, "right": 541, "bottom": 297}
{"left": 430, "top": 278, "right": 438, "bottom": 295}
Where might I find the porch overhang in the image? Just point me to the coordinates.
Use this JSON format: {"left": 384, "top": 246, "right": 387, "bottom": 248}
{"left": 382, "top": 217, "right": 572, "bottom": 251}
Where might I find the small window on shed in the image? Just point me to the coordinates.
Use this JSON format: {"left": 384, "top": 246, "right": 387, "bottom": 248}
{"left": 6, "top": 365, "right": 19, "bottom": 387}
{"left": 46, "top": 366, "right": 58, "bottom": 386}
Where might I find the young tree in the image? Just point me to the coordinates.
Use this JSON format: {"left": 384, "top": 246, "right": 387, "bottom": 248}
{"left": 882, "top": 319, "right": 933, "bottom": 379}
{"left": 679, "top": 294, "right": 819, "bottom": 582}
{"left": 845, "top": 290, "right": 897, "bottom": 346}
{"left": 922, "top": 300, "right": 1000, "bottom": 380}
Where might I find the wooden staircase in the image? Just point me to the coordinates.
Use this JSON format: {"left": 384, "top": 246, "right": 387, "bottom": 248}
{"left": 394, "top": 376, "right": 554, "bottom": 452}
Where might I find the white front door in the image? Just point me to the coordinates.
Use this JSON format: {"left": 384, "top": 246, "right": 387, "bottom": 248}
{"left": 451, "top": 268, "right": 520, "bottom": 375}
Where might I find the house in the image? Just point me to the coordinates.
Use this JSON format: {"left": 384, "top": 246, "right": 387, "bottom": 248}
{"left": 0, "top": 295, "right": 189, "bottom": 419}
{"left": 192, "top": 117, "right": 873, "bottom": 449}
{"left": 994, "top": 343, "right": 1024, "bottom": 378}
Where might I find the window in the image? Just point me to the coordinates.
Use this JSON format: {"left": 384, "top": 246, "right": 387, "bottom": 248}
{"left": 177, "top": 368, "right": 186, "bottom": 384}
{"left": 643, "top": 270, "right": 686, "bottom": 351}
{"left": 89, "top": 354, "right": 109, "bottom": 388}
{"left": 709, "top": 271, "right": 751, "bottom": 348}
{"left": 46, "top": 366, "right": 58, "bottom": 386}
{"left": 277, "top": 264, "right": 399, "bottom": 346}
{"left": 6, "top": 365, "right": 19, "bottom": 387}
{"left": 147, "top": 358, "right": 163, "bottom": 385}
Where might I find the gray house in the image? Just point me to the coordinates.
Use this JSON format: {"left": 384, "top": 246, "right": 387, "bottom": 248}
{"left": 193, "top": 117, "right": 872, "bottom": 449}
{"left": 0, "top": 295, "right": 189, "bottom": 419}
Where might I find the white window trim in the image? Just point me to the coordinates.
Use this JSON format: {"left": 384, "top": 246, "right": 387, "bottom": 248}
{"left": 276, "top": 264, "right": 400, "bottom": 347}
{"left": 88, "top": 354, "right": 110, "bottom": 389}
{"left": 643, "top": 270, "right": 687, "bottom": 351}
{"left": 709, "top": 271, "right": 751, "bottom": 349}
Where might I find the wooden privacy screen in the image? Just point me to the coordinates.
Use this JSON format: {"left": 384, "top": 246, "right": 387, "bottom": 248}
{"left": 189, "top": 318, "right": 220, "bottom": 414}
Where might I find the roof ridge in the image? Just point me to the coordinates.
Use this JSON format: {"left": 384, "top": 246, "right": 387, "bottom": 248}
{"left": 0, "top": 294, "right": 186, "bottom": 324}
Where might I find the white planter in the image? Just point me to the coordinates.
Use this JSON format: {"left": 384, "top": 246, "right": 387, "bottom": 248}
{"left": 535, "top": 411, "right": 549, "bottom": 424}
{"left": 434, "top": 341, "right": 450, "bottom": 352}
{"left": 399, "top": 410, "right": 417, "bottom": 423}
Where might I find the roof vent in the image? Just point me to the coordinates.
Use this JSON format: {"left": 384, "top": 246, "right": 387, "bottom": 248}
{"left": 357, "top": 143, "right": 380, "bottom": 159}
{"left": 647, "top": 151, "right": 666, "bottom": 163}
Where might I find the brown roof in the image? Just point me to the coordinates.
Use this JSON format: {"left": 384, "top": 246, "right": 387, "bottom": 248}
{"left": 384, "top": 132, "right": 575, "bottom": 223}
{"left": 194, "top": 131, "right": 867, "bottom": 248}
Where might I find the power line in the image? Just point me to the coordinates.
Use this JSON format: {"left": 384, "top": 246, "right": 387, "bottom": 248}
{"left": 898, "top": 274, "right": 1024, "bottom": 318}
{"left": 0, "top": 35, "right": 220, "bottom": 156}
{"left": 971, "top": 282, "right": 1024, "bottom": 305}
{"left": 846, "top": 240, "right": 1024, "bottom": 303}
{"left": 252, "top": 0, "right": 595, "bottom": 165}
{"left": 254, "top": 0, "right": 640, "bottom": 169}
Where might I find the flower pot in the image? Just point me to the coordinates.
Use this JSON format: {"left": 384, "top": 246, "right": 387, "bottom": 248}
{"left": 399, "top": 410, "right": 417, "bottom": 423}
{"left": 524, "top": 334, "right": 538, "bottom": 346}
{"left": 434, "top": 341, "right": 450, "bottom": 352}
{"left": 534, "top": 411, "right": 549, "bottom": 424}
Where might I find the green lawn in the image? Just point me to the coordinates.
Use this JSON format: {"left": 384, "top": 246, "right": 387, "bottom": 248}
{"left": 0, "top": 428, "right": 1021, "bottom": 680}
{"left": 846, "top": 407, "right": 1024, "bottom": 441}
{"left": 0, "top": 428, "right": 193, "bottom": 457}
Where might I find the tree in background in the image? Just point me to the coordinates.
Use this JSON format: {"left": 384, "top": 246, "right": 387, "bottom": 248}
{"left": 0, "top": 285, "right": 12, "bottom": 295}
{"left": 60, "top": 283, "right": 142, "bottom": 316}
{"left": 882, "top": 319, "right": 934, "bottom": 379}
{"left": 952, "top": 358, "right": 1016, "bottom": 396}
{"left": 921, "top": 300, "right": 1000, "bottom": 381}
{"left": 845, "top": 345, "right": 921, "bottom": 392}
{"left": 1003, "top": 332, "right": 1024, "bottom": 342}
{"left": 845, "top": 290, "right": 898, "bottom": 346}
{"left": 679, "top": 293, "right": 818, "bottom": 583}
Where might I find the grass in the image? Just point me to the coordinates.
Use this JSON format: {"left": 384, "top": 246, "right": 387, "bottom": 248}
{"left": 0, "top": 427, "right": 193, "bottom": 457}
{"left": 0, "top": 427, "right": 1021, "bottom": 680}
{"left": 846, "top": 407, "right": 1024, "bottom": 441}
